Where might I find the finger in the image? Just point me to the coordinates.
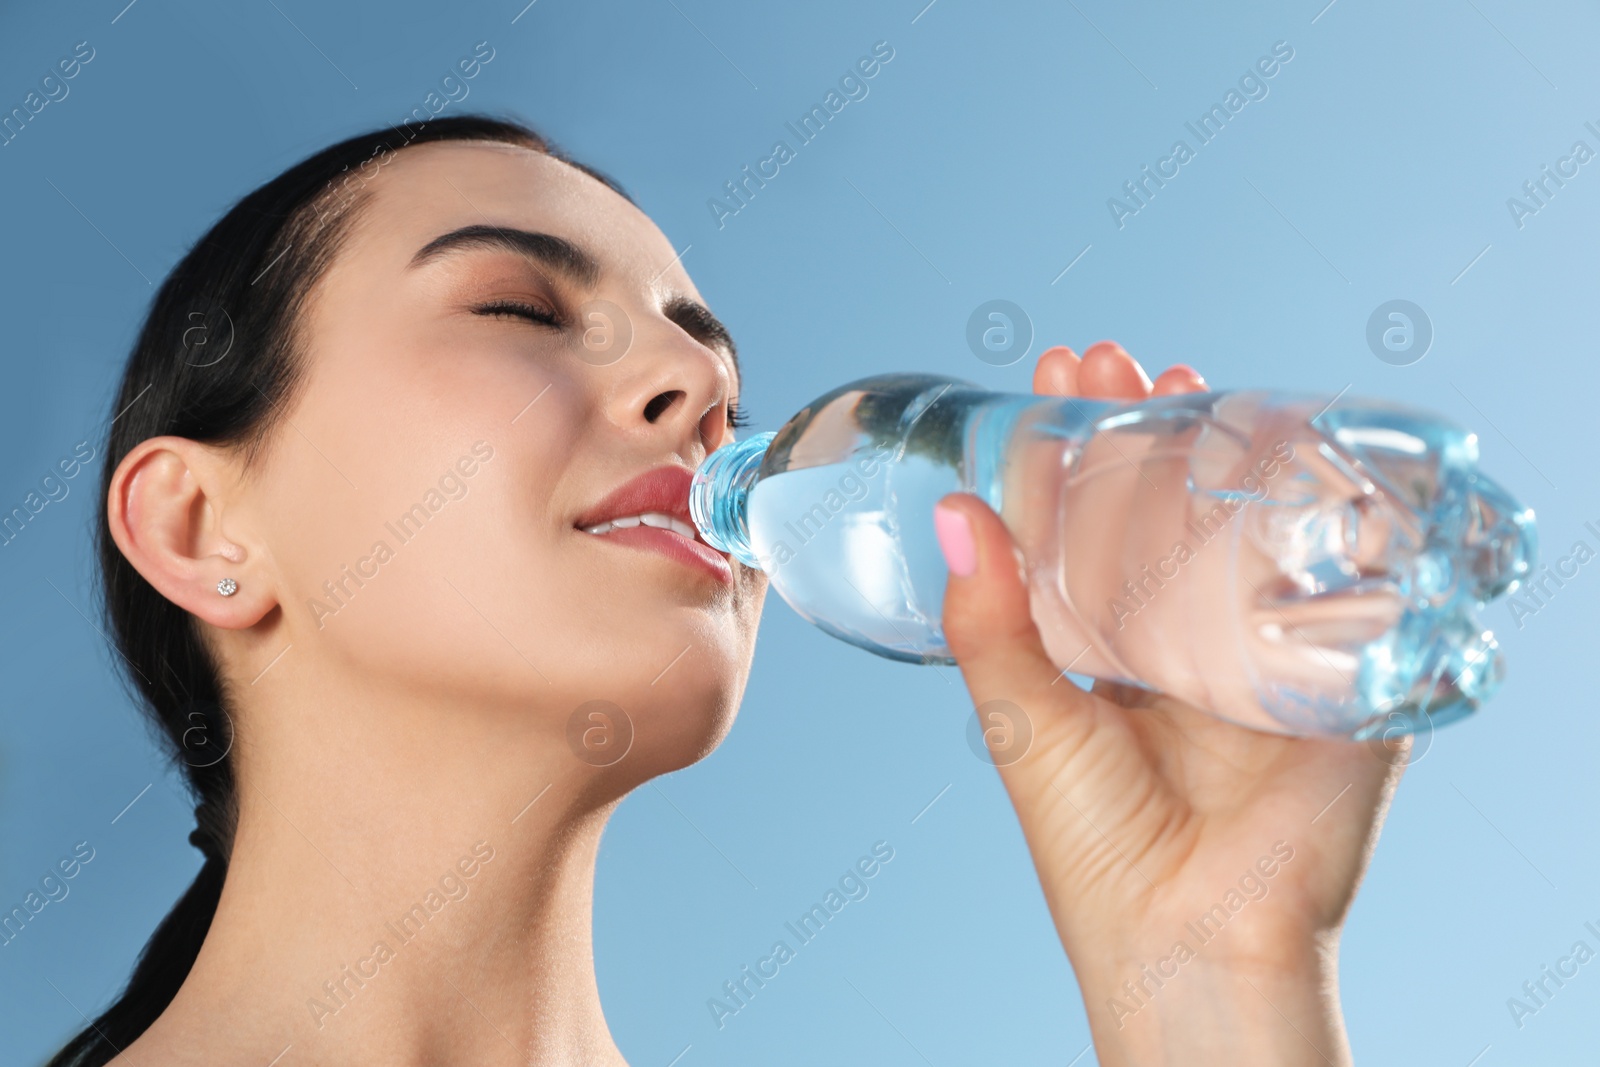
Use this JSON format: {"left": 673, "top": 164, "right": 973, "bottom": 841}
{"left": 1078, "top": 341, "right": 1153, "bottom": 400}
{"left": 935, "top": 493, "right": 1096, "bottom": 736}
{"left": 1032, "top": 345, "right": 1081, "bottom": 396}
{"left": 1151, "top": 363, "right": 1207, "bottom": 396}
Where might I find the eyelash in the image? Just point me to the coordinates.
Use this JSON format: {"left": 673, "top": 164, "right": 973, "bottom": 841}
{"left": 478, "top": 299, "right": 747, "bottom": 429}
{"left": 474, "top": 299, "right": 561, "bottom": 326}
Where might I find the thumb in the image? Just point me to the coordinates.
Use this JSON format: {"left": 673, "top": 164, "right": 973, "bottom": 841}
{"left": 934, "top": 493, "right": 1096, "bottom": 765}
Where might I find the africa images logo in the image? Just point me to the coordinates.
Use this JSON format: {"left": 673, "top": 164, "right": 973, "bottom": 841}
{"left": 707, "top": 40, "right": 896, "bottom": 229}
{"left": 1106, "top": 40, "right": 1294, "bottom": 229}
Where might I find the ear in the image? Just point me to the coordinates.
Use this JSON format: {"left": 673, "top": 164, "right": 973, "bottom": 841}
{"left": 106, "top": 436, "right": 276, "bottom": 629}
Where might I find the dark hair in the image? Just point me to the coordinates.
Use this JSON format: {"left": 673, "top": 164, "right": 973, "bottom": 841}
{"left": 49, "top": 114, "right": 627, "bottom": 1067}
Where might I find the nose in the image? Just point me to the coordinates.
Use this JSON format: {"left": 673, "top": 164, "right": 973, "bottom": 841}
{"left": 600, "top": 307, "right": 731, "bottom": 463}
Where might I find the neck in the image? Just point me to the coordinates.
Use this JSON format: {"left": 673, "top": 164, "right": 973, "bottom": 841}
{"left": 123, "top": 680, "right": 637, "bottom": 1067}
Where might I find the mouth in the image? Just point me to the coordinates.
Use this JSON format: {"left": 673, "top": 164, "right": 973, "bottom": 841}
{"left": 574, "top": 465, "right": 734, "bottom": 586}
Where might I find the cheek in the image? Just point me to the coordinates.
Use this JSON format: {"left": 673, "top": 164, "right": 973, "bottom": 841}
{"left": 264, "top": 349, "right": 582, "bottom": 701}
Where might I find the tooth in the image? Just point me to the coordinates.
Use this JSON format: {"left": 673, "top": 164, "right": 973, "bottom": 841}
{"left": 583, "top": 522, "right": 612, "bottom": 534}
{"left": 669, "top": 518, "right": 696, "bottom": 539}
{"left": 612, "top": 515, "right": 641, "bottom": 528}
{"left": 639, "top": 513, "right": 673, "bottom": 529}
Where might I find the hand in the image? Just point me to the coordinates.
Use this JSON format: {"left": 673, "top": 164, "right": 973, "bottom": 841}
{"left": 936, "top": 342, "right": 1404, "bottom": 1066}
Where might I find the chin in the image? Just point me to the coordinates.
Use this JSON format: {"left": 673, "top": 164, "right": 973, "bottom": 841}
{"left": 633, "top": 679, "right": 743, "bottom": 776}
{"left": 488, "top": 560, "right": 762, "bottom": 792}
{"left": 547, "top": 641, "right": 750, "bottom": 797}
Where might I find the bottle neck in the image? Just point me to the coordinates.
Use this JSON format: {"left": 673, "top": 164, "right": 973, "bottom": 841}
{"left": 690, "top": 431, "right": 775, "bottom": 570}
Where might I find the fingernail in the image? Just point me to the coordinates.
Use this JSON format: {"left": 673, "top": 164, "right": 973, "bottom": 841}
{"left": 934, "top": 503, "right": 977, "bottom": 577}
{"left": 1171, "top": 362, "right": 1206, "bottom": 386}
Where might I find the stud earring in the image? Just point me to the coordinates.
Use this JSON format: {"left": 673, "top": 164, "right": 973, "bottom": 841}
{"left": 216, "top": 578, "right": 238, "bottom": 597}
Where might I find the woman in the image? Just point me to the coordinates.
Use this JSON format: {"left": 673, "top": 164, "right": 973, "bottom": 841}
{"left": 54, "top": 115, "right": 1402, "bottom": 1066}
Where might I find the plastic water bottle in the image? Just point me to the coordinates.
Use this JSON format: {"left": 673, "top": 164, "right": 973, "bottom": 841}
{"left": 690, "top": 373, "right": 1537, "bottom": 739}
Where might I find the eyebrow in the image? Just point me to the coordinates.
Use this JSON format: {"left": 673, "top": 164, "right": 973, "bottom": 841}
{"left": 408, "top": 224, "right": 601, "bottom": 287}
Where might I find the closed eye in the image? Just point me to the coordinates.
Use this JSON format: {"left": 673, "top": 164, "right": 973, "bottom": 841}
{"left": 474, "top": 299, "right": 562, "bottom": 327}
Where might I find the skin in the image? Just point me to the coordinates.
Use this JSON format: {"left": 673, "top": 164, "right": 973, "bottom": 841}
{"left": 102, "top": 141, "right": 1396, "bottom": 1066}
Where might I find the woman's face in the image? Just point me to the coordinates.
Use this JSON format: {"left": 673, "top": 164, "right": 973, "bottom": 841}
{"left": 236, "top": 140, "right": 765, "bottom": 779}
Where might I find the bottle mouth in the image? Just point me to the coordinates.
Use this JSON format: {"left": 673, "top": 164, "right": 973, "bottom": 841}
{"left": 690, "top": 432, "right": 775, "bottom": 570}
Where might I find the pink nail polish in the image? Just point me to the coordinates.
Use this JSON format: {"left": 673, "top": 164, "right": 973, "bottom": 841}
{"left": 934, "top": 504, "right": 977, "bottom": 577}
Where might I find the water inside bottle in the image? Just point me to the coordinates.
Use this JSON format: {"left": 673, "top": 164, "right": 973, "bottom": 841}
{"left": 694, "top": 378, "right": 1535, "bottom": 739}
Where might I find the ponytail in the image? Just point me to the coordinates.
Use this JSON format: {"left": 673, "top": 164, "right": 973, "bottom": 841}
{"left": 45, "top": 859, "right": 224, "bottom": 1066}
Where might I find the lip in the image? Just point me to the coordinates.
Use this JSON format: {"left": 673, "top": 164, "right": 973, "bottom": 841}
{"left": 575, "top": 465, "right": 734, "bottom": 585}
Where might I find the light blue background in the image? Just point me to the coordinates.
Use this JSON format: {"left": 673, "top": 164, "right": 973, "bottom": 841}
{"left": 1, "top": 1, "right": 1595, "bottom": 1064}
